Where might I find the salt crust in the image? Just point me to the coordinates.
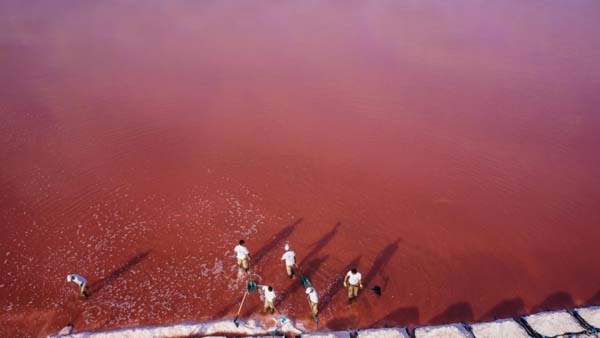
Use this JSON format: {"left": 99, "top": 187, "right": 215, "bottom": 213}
{"left": 525, "top": 310, "right": 585, "bottom": 337}
{"left": 302, "top": 332, "right": 351, "bottom": 338}
{"left": 357, "top": 327, "right": 410, "bottom": 338}
{"left": 48, "top": 318, "right": 301, "bottom": 338}
{"left": 563, "top": 334, "right": 600, "bottom": 338}
{"left": 470, "top": 319, "right": 529, "bottom": 338}
{"left": 414, "top": 324, "right": 472, "bottom": 338}
{"left": 577, "top": 307, "right": 600, "bottom": 329}
{"left": 49, "top": 307, "right": 600, "bottom": 338}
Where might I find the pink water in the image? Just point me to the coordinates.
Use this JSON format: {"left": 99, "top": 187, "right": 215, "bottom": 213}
{"left": 1, "top": 1, "right": 600, "bottom": 337}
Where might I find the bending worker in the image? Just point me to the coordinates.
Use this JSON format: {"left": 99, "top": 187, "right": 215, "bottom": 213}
{"left": 305, "top": 286, "right": 319, "bottom": 317}
{"left": 234, "top": 239, "right": 250, "bottom": 272}
{"left": 262, "top": 285, "right": 277, "bottom": 314}
{"left": 281, "top": 243, "right": 296, "bottom": 278}
{"left": 67, "top": 274, "right": 89, "bottom": 298}
{"left": 343, "top": 268, "right": 363, "bottom": 303}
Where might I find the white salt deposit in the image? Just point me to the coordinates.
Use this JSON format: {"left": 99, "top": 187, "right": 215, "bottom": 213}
{"left": 524, "top": 310, "right": 585, "bottom": 337}
{"left": 357, "top": 327, "right": 410, "bottom": 338}
{"left": 48, "top": 318, "right": 301, "bottom": 338}
{"left": 577, "top": 307, "right": 600, "bottom": 329}
{"left": 302, "top": 332, "right": 351, "bottom": 338}
{"left": 470, "top": 319, "right": 529, "bottom": 338}
{"left": 414, "top": 324, "right": 472, "bottom": 338}
{"left": 48, "top": 306, "right": 600, "bottom": 338}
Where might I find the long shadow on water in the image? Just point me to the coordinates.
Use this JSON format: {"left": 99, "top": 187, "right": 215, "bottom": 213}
{"left": 326, "top": 315, "right": 359, "bottom": 330}
{"left": 299, "top": 221, "right": 341, "bottom": 267}
{"left": 363, "top": 238, "right": 401, "bottom": 289}
{"left": 531, "top": 291, "right": 575, "bottom": 313}
{"left": 318, "top": 255, "right": 362, "bottom": 313}
{"left": 369, "top": 306, "right": 420, "bottom": 328}
{"left": 429, "top": 302, "right": 474, "bottom": 325}
{"left": 89, "top": 250, "right": 151, "bottom": 294}
{"left": 252, "top": 218, "right": 302, "bottom": 267}
{"left": 277, "top": 255, "right": 330, "bottom": 306}
{"left": 586, "top": 289, "right": 600, "bottom": 306}
{"left": 212, "top": 218, "right": 302, "bottom": 319}
{"left": 479, "top": 297, "right": 526, "bottom": 321}
{"left": 242, "top": 222, "right": 341, "bottom": 316}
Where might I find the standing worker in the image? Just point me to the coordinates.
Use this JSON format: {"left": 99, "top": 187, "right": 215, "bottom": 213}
{"left": 66, "top": 274, "right": 89, "bottom": 298}
{"left": 261, "top": 285, "right": 277, "bottom": 314}
{"left": 281, "top": 243, "right": 296, "bottom": 279}
{"left": 343, "top": 268, "right": 363, "bottom": 303}
{"left": 305, "top": 286, "right": 319, "bottom": 317}
{"left": 234, "top": 240, "right": 250, "bottom": 273}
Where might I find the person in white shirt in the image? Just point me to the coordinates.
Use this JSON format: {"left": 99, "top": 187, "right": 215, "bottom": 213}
{"left": 280, "top": 243, "right": 296, "bottom": 278}
{"left": 343, "top": 268, "right": 362, "bottom": 303}
{"left": 305, "top": 286, "right": 319, "bottom": 317}
{"left": 262, "top": 285, "right": 276, "bottom": 314}
{"left": 67, "top": 274, "right": 89, "bottom": 298}
{"left": 234, "top": 239, "right": 250, "bottom": 272}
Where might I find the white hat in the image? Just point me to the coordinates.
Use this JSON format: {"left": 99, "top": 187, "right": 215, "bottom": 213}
{"left": 66, "top": 274, "right": 73, "bottom": 282}
{"left": 284, "top": 243, "right": 290, "bottom": 251}
{"left": 305, "top": 287, "right": 314, "bottom": 294}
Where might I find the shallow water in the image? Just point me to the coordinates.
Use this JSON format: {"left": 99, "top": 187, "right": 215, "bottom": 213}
{"left": 1, "top": 1, "right": 600, "bottom": 337}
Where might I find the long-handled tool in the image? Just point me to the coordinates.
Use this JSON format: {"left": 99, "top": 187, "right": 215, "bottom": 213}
{"left": 233, "top": 280, "right": 260, "bottom": 327}
{"left": 306, "top": 296, "right": 319, "bottom": 328}
{"left": 271, "top": 306, "right": 289, "bottom": 335}
{"left": 233, "top": 291, "right": 248, "bottom": 328}
{"left": 294, "top": 265, "right": 313, "bottom": 288}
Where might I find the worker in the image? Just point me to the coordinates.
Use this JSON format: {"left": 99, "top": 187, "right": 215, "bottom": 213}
{"left": 305, "top": 286, "right": 319, "bottom": 317}
{"left": 262, "top": 285, "right": 276, "bottom": 314}
{"left": 343, "top": 268, "right": 363, "bottom": 303}
{"left": 66, "top": 274, "right": 89, "bottom": 298}
{"left": 281, "top": 243, "right": 296, "bottom": 278}
{"left": 234, "top": 239, "right": 250, "bottom": 272}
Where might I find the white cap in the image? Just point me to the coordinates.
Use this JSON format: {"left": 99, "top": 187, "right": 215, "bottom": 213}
{"left": 66, "top": 274, "right": 72, "bottom": 282}
{"left": 284, "top": 243, "right": 290, "bottom": 251}
{"left": 305, "top": 287, "right": 314, "bottom": 294}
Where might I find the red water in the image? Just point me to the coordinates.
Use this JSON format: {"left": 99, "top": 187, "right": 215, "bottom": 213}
{"left": 2, "top": 1, "right": 600, "bottom": 337}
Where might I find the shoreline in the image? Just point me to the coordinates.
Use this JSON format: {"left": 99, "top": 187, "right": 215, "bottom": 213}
{"left": 49, "top": 306, "right": 600, "bottom": 338}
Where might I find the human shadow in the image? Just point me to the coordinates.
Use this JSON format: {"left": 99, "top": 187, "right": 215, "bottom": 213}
{"left": 89, "top": 250, "right": 151, "bottom": 294}
{"left": 428, "top": 302, "right": 474, "bottom": 325}
{"left": 242, "top": 255, "right": 330, "bottom": 317}
{"left": 586, "top": 289, "right": 600, "bottom": 306}
{"left": 298, "top": 221, "right": 341, "bottom": 267}
{"left": 252, "top": 218, "right": 302, "bottom": 266}
{"left": 318, "top": 255, "right": 362, "bottom": 312}
{"left": 326, "top": 315, "right": 359, "bottom": 330}
{"left": 278, "top": 256, "right": 329, "bottom": 305}
{"left": 212, "top": 218, "right": 302, "bottom": 319}
{"left": 479, "top": 297, "right": 526, "bottom": 321}
{"left": 531, "top": 291, "right": 575, "bottom": 313}
{"left": 212, "top": 293, "right": 245, "bottom": 319}
{"left": 363, "top": 238, "right": 401, "bottom": 288}
{"left": 240, "top": 222, "right": 341, "bottom": 316}
{"left": 369, "top": 306, "right": 420, "bottom": 327}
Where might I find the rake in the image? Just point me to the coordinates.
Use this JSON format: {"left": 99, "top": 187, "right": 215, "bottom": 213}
{"left": 233, "top": 280, "right": 259, "bottom": 327}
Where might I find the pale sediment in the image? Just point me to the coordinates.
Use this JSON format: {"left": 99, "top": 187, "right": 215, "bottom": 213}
{"left": 49, "top": 306, "right": 600, "bottom": 338}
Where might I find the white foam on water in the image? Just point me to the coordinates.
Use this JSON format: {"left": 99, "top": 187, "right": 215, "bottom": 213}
{"left": 577, "top": 307, "right": 600, "bottom": 329}
{"left": 524, "top": 310, "right": 585, "bottom": 337}
{"left": 470, "top": 319, "right": 529, "bottom": 338}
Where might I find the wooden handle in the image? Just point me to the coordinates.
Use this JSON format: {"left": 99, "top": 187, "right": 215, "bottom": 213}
{"left": 236, "top": 291, "right": 248, "bottom": 316}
